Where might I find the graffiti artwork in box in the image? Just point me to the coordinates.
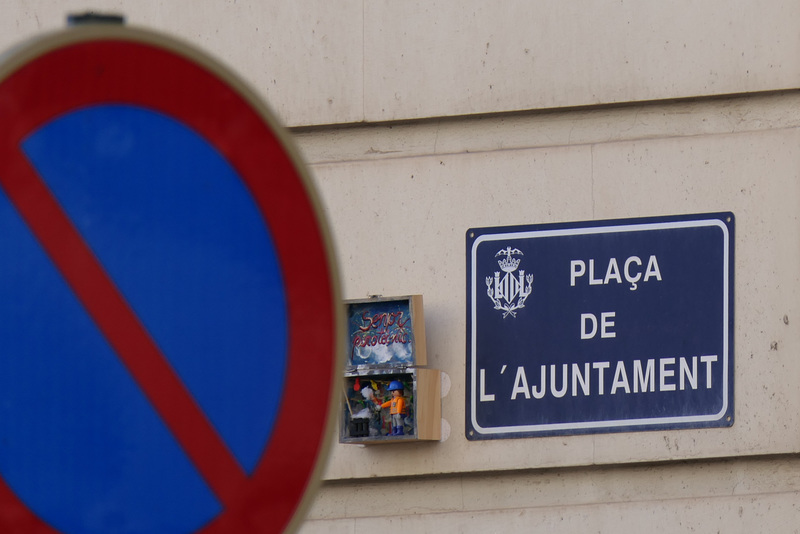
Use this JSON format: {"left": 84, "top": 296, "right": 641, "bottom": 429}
{"left": 346, "top": 296, "right": 425, "bottom": 367}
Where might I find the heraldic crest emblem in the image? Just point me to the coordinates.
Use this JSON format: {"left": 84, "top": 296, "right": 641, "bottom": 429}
{"left": 486, "top": 246, "right": 534, "bottom": 318}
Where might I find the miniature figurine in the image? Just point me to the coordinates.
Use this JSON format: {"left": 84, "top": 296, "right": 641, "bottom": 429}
{"left": 376, "top": 380, "right": 407, "bottom": 436}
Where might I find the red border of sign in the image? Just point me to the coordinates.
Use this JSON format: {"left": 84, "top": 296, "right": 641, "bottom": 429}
{"left": 0, "top": 29, "right": 339, "bottom": 533}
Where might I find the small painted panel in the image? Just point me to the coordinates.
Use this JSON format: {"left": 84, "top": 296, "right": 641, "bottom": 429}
{"left": 346, "top": 298, "right": 418, "bottom": 367}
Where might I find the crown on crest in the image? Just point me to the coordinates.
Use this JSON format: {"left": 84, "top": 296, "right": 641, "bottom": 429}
{"left": 498, "top": 256, "right": 520, "bottom": 272}
{"left": 495, "top": 246, "right": 523, "bottom": 273}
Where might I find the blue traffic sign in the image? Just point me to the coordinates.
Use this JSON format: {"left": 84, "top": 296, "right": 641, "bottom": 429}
{"left": 0, "top": 26, "right": 340, "bottom": 533}
{"left": 466, "top": 213, "right": 734, "bottom": 439}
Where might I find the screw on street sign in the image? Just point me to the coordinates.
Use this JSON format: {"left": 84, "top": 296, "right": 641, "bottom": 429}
{"left": 466, "top": 213, "right": 734, "bottom": 439}
{"left": 0, "top": 23, "right": 342, "bottom": 533}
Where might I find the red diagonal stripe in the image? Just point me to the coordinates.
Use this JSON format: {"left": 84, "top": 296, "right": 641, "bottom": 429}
{"left": 0, "top": 148, "right": 247, "bottom": 507}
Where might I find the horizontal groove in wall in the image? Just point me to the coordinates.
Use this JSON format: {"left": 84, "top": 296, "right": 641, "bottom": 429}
{"left": 290, "top": 89, "right": 800, "bottom": 166}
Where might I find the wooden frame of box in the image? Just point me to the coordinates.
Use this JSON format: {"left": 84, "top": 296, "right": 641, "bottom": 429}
{"left": 340, "top": 295, "right": 441, "bottom": 444}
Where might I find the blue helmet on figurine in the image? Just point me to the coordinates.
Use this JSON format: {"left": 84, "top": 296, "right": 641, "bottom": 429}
{"left": 378, "top": 381, "right": 407, "bottom": 436}
{"left": 388, "top": 380, "right": 404, "bottom": 391}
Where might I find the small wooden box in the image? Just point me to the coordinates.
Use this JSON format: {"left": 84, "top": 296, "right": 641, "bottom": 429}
{"left": 340, "top": 295, "right": 441, "bottom": 444}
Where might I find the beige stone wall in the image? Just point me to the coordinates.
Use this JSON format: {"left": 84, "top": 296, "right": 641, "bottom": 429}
{"left": 293, "top": 91, "right": 800, "bottom": 531}
{"left": 300, "top": 456, "right": 800, "bottom": 533}
{"left": 298, "top": 92, "right": 800, "bottom": 478}
{"left": 3, "top": 2, "right": 799, "bottom": 532}
{"left": 3, "top": 2, "right": 798, "bottom": 126}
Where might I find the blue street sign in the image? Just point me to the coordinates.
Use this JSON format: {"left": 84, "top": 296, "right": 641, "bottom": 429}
{"left": 466, "top": 213, "right": 734, "bottom": 439}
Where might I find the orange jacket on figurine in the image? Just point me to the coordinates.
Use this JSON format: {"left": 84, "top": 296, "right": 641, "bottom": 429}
{"left": 379, "top": 395, "right": 407, "bottom": 415}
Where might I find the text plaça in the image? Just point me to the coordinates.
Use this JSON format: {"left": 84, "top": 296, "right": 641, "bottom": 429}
{"left": 479, "top": 355, "right": 718, "bottom": 401}
{"left": 570, "top": 255, "right": 662, "bottom": 291}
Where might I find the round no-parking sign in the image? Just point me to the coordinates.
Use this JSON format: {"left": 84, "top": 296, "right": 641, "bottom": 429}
{"left": 0, "top": 23, "right": 341, "bottom": 533}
